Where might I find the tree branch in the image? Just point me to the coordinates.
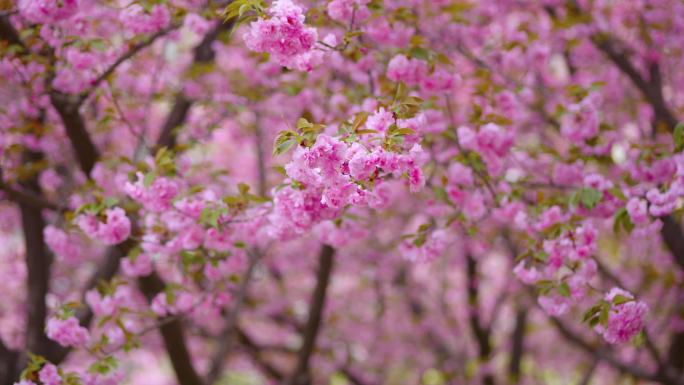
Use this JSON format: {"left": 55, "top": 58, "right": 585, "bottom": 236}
{"left": 283, "top": 245, "right": 335, "bottom": 385}
{"left": 50, "top": 92, "right": 99, "bottom": 176}
{"left": 138, "top": 272, "right": 204, "bottom": 385}
{"left": 0, "top": 338, "right": 19, "bottom": 385}
{"left": 548, "top": 316, "right": 674, "bottom": 383}
{"left": 0, "top": 179, "right": 60, "bottom": 212}
{"left": 508, "top": 308, "right": 527, "bottom": 384}
{"left": 16, "top": 150, "right": 54, "bottom": 359}
{"left": 155, "top": 19, "right": 235, "bottom": 150}
{"left": 79, "top": 26, "right": 178, "bottom": 105}
{"left": 46, "top": 243, "right": 132, "bottom": 364}
{"left": 0, "top": 15, "right": 26, "bottom": 51}
{"left": 588, "top": 27, "right": 684, "bottom": 377}
{"left": 591, "top": 34, "right": 677, "bottom": 130}
{"left": 465, "top": 254, "right": 495, "bottom": 385}
{"left": 206, "top": 250, "right": 260, "bottom": 384}
{"left": 236, "top": 328, "right": 285, "bottom": 381}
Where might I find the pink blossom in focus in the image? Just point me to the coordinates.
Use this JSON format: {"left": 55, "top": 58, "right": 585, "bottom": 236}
{"left": 18, "top": 0, "right": 79, "bottom": 24}
{"left": 598, "top": 288, "right": 649, "bottom": 344}
{"left": 386, "top": 54, "right": 427, "bottom": 85}
{"left": 120, "top": 4, "right": 171, "bottom": 34}
{"left": 38, "top": 364, "right": 60, "bottom": 385}
{"left": 243, "top": 0, "right": 318, "bottom": 71}
{"left": 76, "top": 208, "right": 131, "bottom": 245}
{"left": 46, "top": 316, "right": 90, "bottom": 347}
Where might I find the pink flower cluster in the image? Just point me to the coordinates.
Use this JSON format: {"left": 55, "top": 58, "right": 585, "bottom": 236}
{"left": 119, "top": 4, "right": 171, "bottom": 34}
{"left": 535, "top": 259, "right": 598, "bottom": 317}
{"left": 626, "top": 197, "right": 649, "bottom": 226}
{"left": 364, "top": 19, "right": 414, "bottom": 48}
{"left": 18, "top": 0, "right": 79, "bottom": 24}
{"left": 243, "top": 0, "right": 319, "bottom": 71}
{"left": 544, "top": 223, "right": 598, "bottom": 267}
{"left": 76, "top": 207, "right": 131, "bottom": 245}
{"left": 457, "top": 124, "right": 514, "bottom": 175}
{"left": 46, "top": 316, "right": 90, "bottom": 347}
{"left": 515, "top": 221, "right": 599, "bottom": 316}
{"left": 598, "top": 288, "right": 649, "bottom": 344}
{"left": 387, "top": 55, "right": 426, "bottom": 84}
{"left": 85, "top": 288, "right": 127, "bottom": 317}
{"left": 646, "top": 188, "right": 677, "bottom": 216}
{"left": 125, "top": 173, "right": 180, "bottom": 212}
{"left": 399, "top": 229, "right": 448, "bottom": 263}
{"left": 121, "top": 253, "right": 153, "bottom": 277}
{"left": 268, "top": 133, "right": 425, "bottom": 239}
{"left": 326, "top": 0, "right": 370, "bottom": 23}
{"left": 44, "top": 225, "right": 84, "bottom": 263}
{"left": 560, "top": 98, "right": 600, "bottom": 142}
{"left": 38, "top": 364, "right": 61, "bottom": 385}
{"left": 151, "top": 292, "right": 195, "bottom": 317}
{"left": 386, "top": 55, "right": 457, "bottom": 94}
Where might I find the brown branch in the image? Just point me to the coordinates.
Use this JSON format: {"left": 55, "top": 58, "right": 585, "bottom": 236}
{"left": 591, "top": 34, "right": 677, "bottom": 131}
{"left": 206, "top": 251, "right": 260, "bottom": 384}
{"left": 392, "top": 266, "right": 460, "bottom": 375}
{"left": 16, "top": 151, "right": 54, "bottom": 359}
{"left": 465, "top": 254, "right": 495, "bottom": 385}
{"left": 138, "top": 272, "right": 204, "bottom": 385}
{"left": 0, "top": 178, "right": 60, "bottom": 211}
{"left": 0, "top": 338, "right": 19, "bottom": 385}
{"left": 79, "top": 26, "right": 178, "bottom": 105}
{"left": 283, "top": 245, "right": 335, "bottom": 385}
{"left": 507, "top": 231, "right": 681, "bottom": 385}
{"left": 508, "top": 308, "right": 527, "bottom": 384}
{"left": 155, "top": 19, "right": 235, "bottom": 150}
{"left": 661, "top": 216, "right": 684, "bottom": 271}
{"left": 547, "top": 317, "right": 681, "bottom": 384}
{"left": 578, "top": 360, "right": 598, "bottom": 385}
{"left": 46, "top": 242, "right": 132, "bottom": 364}
{"left": 585, "top": 23, "right": 684, "bottom": 377}
{"left": 0, "top": 15, "right": 26, "bottom": 51}
{"left": 50, "top": 92, "right": 99, "bottom": 176}
{"left": 236, "top": 328, "right": 285, "bottom": 381}
{"left": 339, "top": 367, "right": 374, "bottom": 385}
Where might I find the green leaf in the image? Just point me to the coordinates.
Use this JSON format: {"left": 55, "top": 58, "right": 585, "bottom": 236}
{"left": 355, "top": 129, "right": 379, "bottom": 135}
{"left": 88, "top": 356, "right": 118, "bottom": 375}
{"left": 433, "top": 186, "right": 448, "bottom": 202}
{"left": 632, "top": 330, "right": 645, "bottom": 347}
{"left": 394, "top": 128, "right": 416, "bottom": 136}
{"left": 237, "top": 183, "right": 250, "bottom": 195}
{"left": 558, "top": 282, "right": 571, "bottom": 297}
{"left": 296, "top": 117, "right": 313, "bottom": 130}
{"left": 330, "top": 372, "right": 350, "bottom": 385}
{"left": 613, "top": 208, "right": 634, "bottom": 235}
{"left": 578, "top": 188, "right": 602, "bottom": 209}
{"left": 273, "top": 130, "right": 300, "bottom": 156}
{"left": 165, "top": 286, "right": 177, "bottom": 305}
{"left": 272, "top": 166, "right": 287, "bottom": 176}
{"left": 351, "top": 112, "right": 369, "bottom": 132}
{"left": 274, "top": 138, "right": 296, "bottom": 155}
{"left": 409, "top": 47, "right": 430, "bottom": 61}
{"left": 582, "top": 304, "right": 602, "bottom": 323}
{"left": 612, "top": 294, "right": 633, "bottom": 305}
{"left": 412, "top": 234, "right": 427, "bottom": 247}
{"left": 608, "top": 186, "right": 626, "bottom": 201}
{"left": 674, "top": 123, "right": 684, "bottom": 152}
{"left": 533, "top": 251, "right": 548, "bottom": 262}
{"left": 599, "top": 301, "right": 610, "bottom": 326}
{"left": 143, "top": 172, "right": 155, "bottom": 187}
{"left": 535, "top": 279, "right": 555, "bottom": 295}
